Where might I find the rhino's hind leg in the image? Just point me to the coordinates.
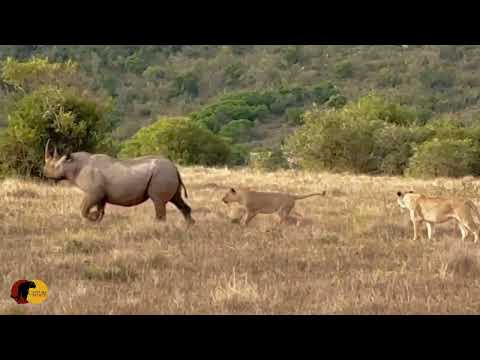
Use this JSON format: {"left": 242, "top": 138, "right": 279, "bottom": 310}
{"left": 150, "top": 200, "right": 167, "bottom": 222}
{"left": 169, "top": 190, "right": 195, "bottom": 224}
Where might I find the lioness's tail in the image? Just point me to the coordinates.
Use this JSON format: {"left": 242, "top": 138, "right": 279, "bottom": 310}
{"left": 176, "top": 168, "right": 188, "bottom": 199}
{"left": 467, "top": 200, "right": 480, "bottom": 222}
{"left": 294, "top": 191, "right": 326, "bottom": 201}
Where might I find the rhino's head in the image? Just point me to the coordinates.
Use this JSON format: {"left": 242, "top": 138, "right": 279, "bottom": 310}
{"left": 43, "top": 140, "right": 72, "bottom": 180}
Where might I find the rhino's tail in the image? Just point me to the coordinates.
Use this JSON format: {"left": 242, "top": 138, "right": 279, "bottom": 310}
{"left": 176, "top": 168, "right": 188, "bottom": 199}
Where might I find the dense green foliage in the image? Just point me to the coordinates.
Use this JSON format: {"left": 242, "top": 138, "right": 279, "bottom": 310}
{"left": 190, "top": 83, "right": 340, "bottom": 133}
{"left": 119, "top": 117, "right": 231, "bottom": 166}
{"left": 3, "top": 45, "right": 480, "bottom": 140}
{"left": 285, "top": 94, "right": 480, "bottom": 178}
{"left": 3, "top": 46, "right": 480, "bottom": 178}
{"left": 0, "top": 58, "right": 116, "bottom": 177}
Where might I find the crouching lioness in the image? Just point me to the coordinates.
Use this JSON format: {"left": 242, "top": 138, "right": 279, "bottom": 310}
{"left": 397, "top": 191, "right": 480, "bottom": 242}
{"left": 222, "top": 188, "right": 326, "bottom": 225}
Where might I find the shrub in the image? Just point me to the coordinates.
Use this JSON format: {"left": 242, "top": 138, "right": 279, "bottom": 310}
{"left": 286, "top": 107, "right": 305, "bottom": 125}
{"left": 219, "top": 119, "right": 254, "bottom": 142}
{"left": 143, "top": 65, "right": 165, "bottom": 81}
{"left": 284, "top": 107, "right": 383, "bottom": 173}
{"left": 0, "top": 56, "right": 79, "bottom": 92}
{"left": 169, "top": 72, "right": 199, "bottom": 99}
{"left": 312, "top": 82, "right": 339, "bottom": 103}
{"left": 229, "top": 144, "right": 250, "bottom": 166}
{"left": 0, "top": 86, "right": 115, "bottom": 177}
{"left": 223, "top": 62, "right": 245, "bottom": 86}
{"left": 420, "top": 67, "right": 456, "bottom": 90}
{"left": 344, "top": 94, "right": 418, "bottom": 126}
{"left": 284, "top": 95, "right": 419, "bottom": 173}
{"left": 119, "top": 117, "right": 231, "bottom": 166}
{"left": 326, "top": 94, "right": 347, "bottom": 109}
{"left": 407, "top": 138, "right": 480, "bottom": 178}
{"left": 372, "top": 126, "right": 424, "bottom": 175}
{"left": 249, "top": 148, "right": 289, "bottom": 171}
{"left": 270, "top": 94, "right": 297, "bottom": 115}
{"left": 334, "top": 61, "right": 354, "bottom": 79}
{"left": 191, "top": 98, "right": 268, "bottom": 133}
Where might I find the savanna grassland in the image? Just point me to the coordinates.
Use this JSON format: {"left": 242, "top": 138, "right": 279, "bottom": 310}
{"left": 2, "top": 168, "right": 480, "bottom": 314}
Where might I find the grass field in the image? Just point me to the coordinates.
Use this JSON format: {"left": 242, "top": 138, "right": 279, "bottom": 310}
{"left": 2, "top": 167, "right": 480, "bottom": 314}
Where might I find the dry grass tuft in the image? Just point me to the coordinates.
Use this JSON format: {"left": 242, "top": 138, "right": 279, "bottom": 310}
{"left": 3, "top": 168, "right": 480, "bottom": 314}
{"left": 447, "top": 250, "right": 480, "bottom": 279}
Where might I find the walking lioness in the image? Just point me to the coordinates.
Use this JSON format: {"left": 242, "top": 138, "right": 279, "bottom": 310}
{"left": 222, "top": 188, "right": 326, "bottom": 225}
{"left": 397, "top": 191, "right": 480, "bottom": 242}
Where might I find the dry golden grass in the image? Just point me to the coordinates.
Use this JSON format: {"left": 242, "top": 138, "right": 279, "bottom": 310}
{"left": 2, "top": 167, "right": 480, "bottom": 314}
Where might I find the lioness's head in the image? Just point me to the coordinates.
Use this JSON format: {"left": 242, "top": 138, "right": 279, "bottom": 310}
{"left": 43, "top": 139, "right": 72, "bottom": 180}
{"left": 397, "top": 191, "right": 414, "bottom": 209}
{"left": 222, "top": 188, "right": 241, "bottom": 204}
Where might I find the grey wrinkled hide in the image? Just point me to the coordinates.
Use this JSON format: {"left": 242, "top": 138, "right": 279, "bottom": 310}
{"left": 43, "top": 142, "right": 194, "bottom": 224}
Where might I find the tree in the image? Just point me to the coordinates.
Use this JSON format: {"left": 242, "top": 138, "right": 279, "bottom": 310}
{"left": 1, "top": 56, "right": 82, "bottom": 94}
{"left": 284, "top": 95, "right": 417, "bottom": 173}
{"left": 0, "top": 86, "right": 116, "bottom": 176}
{"left": 219, "top": 119, "right": 254, "bottom": 142}
{"left": 407, "top": 138, "right": 480, "bottom": 178}
{"left": 0, "top": 57, "right": 117, "bottom": 177}
{"left": 119, "top": 117, "right": 231, "bottom": 166}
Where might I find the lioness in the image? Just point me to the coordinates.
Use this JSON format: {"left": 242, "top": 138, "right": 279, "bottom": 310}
{"left": 222, "top": 188, "right": 326, "bottom": 225}
{"left": 397, "top": 191, "right": 480, "bottom": 242}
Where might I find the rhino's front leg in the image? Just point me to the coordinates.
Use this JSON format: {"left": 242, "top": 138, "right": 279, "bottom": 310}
{"left": 81, "top": 194, "right": 105, "bottom": 222}
{"left": 91, "top": 200, "right": 106, "bottom": 222}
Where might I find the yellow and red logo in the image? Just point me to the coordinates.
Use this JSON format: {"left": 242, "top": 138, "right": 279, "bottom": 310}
{"left": 10, "top": 279, "right": 48, "bottom": 304}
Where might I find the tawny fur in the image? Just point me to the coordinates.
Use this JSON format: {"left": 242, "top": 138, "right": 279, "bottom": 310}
{"left": 397, "top": 191, "right": 480, "bottom": 242}
{"left": 222, "top": 188, "right": 326, "bottom": 225}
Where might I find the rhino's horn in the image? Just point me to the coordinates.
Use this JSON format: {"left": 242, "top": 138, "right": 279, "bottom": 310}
{"left": 45, "top": 139, "right": 51, "bottom": 159}
{"left": 53, "top": 146, "right": 59, "bottom": 159}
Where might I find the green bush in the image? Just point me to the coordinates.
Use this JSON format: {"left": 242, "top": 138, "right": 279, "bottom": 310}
{"left": 219, "top": 119, "right": 254, "bottom": 142}
{"left": 229, "top": 144, "right": 250, "bottom": 166}
{"left": 377, "top": 67, "right": 402, "bottom": 88}
{"left": 420, "top": 67, "right": 455, "bottom": 90}
{"left": 326, "top": 94, "right": 347, "bottom": 109}
{"left": 0, "top": 86, "right": 115, "bottom": 177}
{"left": 169, "top": 72, "right": 199, "bottom": 99}
{"left": 119, "top": 117, "right": 231, "bottom": 166}
{"left": 407, "top": 138, "right": 480, "bottom": 178}
{"left": 270, "top": 94, "right": 296, "bottom": 115}
{"left": 284, "top": 95, "right": 420, "bottom": 174}
{"left": 344, "top": 94, "right": 418, "bottom": 126}
{"left": 372, "top": 126, "right": 426, "bottom": 175}
{"left": 249, "top": 148, "right": 289, "bottom": 171}
{"left": 312, "top": 82, "right": 339, "bottom": 103}
{"left": 223, "top": 62, "right": 245, "bottom": 86}
{"left": 143, "top": 65, "right": 165, "bottom": 81}
{"left": 284, "top": 107, "right": 383, "bottom": 173}
{"left": 286, "top": 107, "right": 305, "bottom": 125}
{"left": 335, "top": 61, "right": 354, "bottom": 79}
{"left": 282, "top": 46, "right": 304, "bottom": 66}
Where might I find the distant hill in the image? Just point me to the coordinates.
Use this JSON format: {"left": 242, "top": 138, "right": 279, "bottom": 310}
{"left": 1, "top": 45, "right": 480, "bottom": 148}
